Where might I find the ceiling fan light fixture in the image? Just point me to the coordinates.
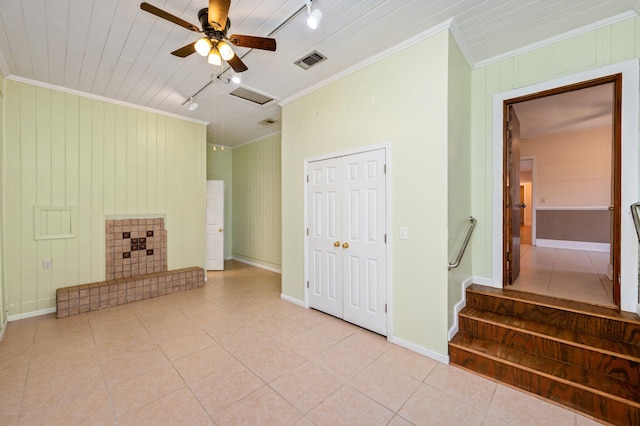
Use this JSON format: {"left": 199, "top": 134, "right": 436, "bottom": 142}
{"left": 218, "top": 41, "right": 235, "bottom": 60}
{"left": 208, "top": 49, "right": 222, "bottom": 65}
{"left": 195, "top": 37, "right": 212, "bottom": 56}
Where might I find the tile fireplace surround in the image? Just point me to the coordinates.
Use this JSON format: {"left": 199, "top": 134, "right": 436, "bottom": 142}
{"left": 56, "top": 217, "right": 204, "bottom": 318}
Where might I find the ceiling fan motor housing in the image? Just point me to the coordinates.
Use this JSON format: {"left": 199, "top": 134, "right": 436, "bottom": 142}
{"left": 198, "top": 8, "right": 230, "bottom": 40}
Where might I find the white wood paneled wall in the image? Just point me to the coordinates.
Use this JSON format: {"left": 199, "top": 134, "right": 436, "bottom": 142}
{"left": 3, "top": 80, "right": 206, "bottom": 315}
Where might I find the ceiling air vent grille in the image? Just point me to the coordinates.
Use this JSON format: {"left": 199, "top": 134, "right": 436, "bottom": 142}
{"left": 294, "top": 51, "right": 327, "bottom": 70}
{"left": 259, "top": 118, "right": 277, "bottom": 126}
{"left": 229, "top": 87, "right": 274, "bottom": 105}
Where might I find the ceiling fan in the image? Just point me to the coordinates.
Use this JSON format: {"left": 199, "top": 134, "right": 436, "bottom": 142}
{"left": 140, "top": 0, "right": 277, "bottom": 73}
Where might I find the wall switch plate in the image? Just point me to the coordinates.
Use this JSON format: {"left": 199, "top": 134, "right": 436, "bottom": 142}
{"left": 400, "top": 227, "right": 408, "bottom": 240}
{"left": 42, "top": 260, "right": 52, "bottom": 270}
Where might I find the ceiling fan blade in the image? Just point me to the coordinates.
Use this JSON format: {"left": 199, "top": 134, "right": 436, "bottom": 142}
{"left": 171, "top": 42, "right": 197, "bottom": 58}
{"left": 228, "top": 34, "right": 276, "bottom": 51}
{"left": 140, "top": 2, "right": 201, "bottom": 32}
{"left": 208, "top": 0, "right": 231, "bottom": 31}
{"left": 226, "top": 55, "right": 248, "bottom": 73}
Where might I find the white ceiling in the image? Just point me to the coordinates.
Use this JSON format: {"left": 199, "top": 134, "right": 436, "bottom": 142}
{"left": 0, "top": 0, "right": 638, "bottom": 147}
{"left": 513, "top": 83, "right": 614, "bottom": 140}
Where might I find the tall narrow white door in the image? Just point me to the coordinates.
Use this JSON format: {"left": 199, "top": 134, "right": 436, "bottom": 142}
{"left": 206, "top": 180, "right": 224, "bottom": 270}
{"left": 307, "top": 149, "right": 387, "bottom": 335}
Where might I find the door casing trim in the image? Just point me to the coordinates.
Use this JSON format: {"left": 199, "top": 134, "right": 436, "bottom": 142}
{"left": 491, "top": 59, "right": 639, "bottom": 313}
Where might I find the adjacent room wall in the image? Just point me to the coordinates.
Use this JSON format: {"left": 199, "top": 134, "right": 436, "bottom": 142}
{"left": 282, "top": 30, "right": 452, "bottom": 357}
{"left": 232, "top": 134, "right": 282, "bottom": 271}
{"left": 4, "top": 79, "right": 206, "bottom": 316}
{"left": 521, "top": 126, "right": 612, "bottom": 207}
{"left": 207, "top": 147, "right": 233, "bottom": 259}
{"left": 470, "top": 16, "right": 640, "bottom": 283}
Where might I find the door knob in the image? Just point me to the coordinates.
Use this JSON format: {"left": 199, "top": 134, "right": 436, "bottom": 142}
{"left": 334, "top": 241, "right": 341, "bottom": 247}
{"left": 342, "top": 242, "right": 349, "bottom": 249}
{"left": 219, "top": 228, "right": 223, "bottom": 232}
{"left": 518, "top": 204, "right": 526, "bottom": 208}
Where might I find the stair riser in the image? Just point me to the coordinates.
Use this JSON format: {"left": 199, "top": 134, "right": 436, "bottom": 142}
{"left": 466, "top": 292, "right": 640, "bottom": 345}
{"left": 459, "top": 316, "right": 640, "bottom": 384}
{"left": 450, "top": 345, "right": 640, "bottom": 426}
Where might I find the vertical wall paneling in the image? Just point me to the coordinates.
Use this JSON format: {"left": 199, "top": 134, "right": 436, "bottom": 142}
{"left": 3, "top": 79, "right": 206, "bottom": 316}
{"left": 0, "top": 74, "right": 5, "bottom": 329}
{"left": 232, "top": 134, "right": 282, "bottom": 269}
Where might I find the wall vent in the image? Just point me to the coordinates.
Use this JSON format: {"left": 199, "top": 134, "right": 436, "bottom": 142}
{"left": 294, "top": 51, "right": 327, "bottom": 70}
{"left": 229, "top": 87, "right": 274, "bottom": 105}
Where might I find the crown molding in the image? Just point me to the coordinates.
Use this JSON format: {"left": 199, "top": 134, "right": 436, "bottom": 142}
{"left": 6, "top": 75, "right": 209, "bottom": 126}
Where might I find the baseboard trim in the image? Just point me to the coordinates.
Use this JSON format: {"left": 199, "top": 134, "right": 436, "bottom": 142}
{"left": 536, "top": 239, "right": 610, "bottom": 252}
{"left": 281, "top": 293, "right": 305, "bottom": 307}
{"left": 472, "top": 276, "right": 494, "bottom": 287}
{"left": 448, "top": 277, "right": 473, "bottom": 341}
{"left": 388, "top": 336, "right": 449, "bottom": 364}
{"left": 231, "top": 256, "right": 282, "bottom": 273}
{"left": 8, "top": 307, "right": 56, "bottom": 322}
{"left": 0, "top": 318, "right": 7, "bottom": 342}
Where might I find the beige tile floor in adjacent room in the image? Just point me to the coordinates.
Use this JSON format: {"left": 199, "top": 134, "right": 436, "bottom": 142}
{"left": 0, "top": 261, "right": 605, "bottom": 425}
{"left": 511, "top": 243, "right": 614, "bottom": 307}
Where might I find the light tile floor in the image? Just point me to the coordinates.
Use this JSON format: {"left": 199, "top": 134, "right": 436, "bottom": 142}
{"left": 0, "top": 261, "right": 605, "bottom": 425}
{"left": 512, "top": 245, "right": 614, "bottom": 307}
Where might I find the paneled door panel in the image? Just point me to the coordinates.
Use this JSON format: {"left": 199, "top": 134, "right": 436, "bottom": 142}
{"left": 308, "top": 158, "right": 343, "bottom": 318}
{"left": 307, "top": 149, "right": 387, "bottom": 335}
{"left": 341, "top": 150, "right": 387, "bottom": 335}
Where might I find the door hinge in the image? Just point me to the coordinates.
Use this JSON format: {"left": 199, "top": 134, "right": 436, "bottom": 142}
{"left": 384, "top": 234, "right": 387, "bottom": 243}
{"left": 506, "top": 252, "right": 512, "bottom": 262}
{"left": 306, "top": 228, "right": 309, "bottom": 236}
{"left": 307, "top": 281, "right": 309, "bottom": 289}
{"left": 384, "top": 303, "right": 387, "bottom": 313}
{"left": 506, "top": 120, "right": 513, "bottom": 132}
{"left": 384, "top": 164, "right": 387, "bottom": 174}
{"left": 306, "top": 175, "right": 309, "bottom": 183}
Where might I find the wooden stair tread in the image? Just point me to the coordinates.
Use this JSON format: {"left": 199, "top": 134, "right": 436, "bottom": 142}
{"left": 467, "top": 284, "right": 640, "bottom": 324}
{"left": 460, "top": 307, "right": 640, "bottom": 361}
{"left": 450, "top": 332, "right": 640, "bottom": 404}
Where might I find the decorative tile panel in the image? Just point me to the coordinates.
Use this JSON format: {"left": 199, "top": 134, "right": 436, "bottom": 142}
{"left": 106, "top": 218, "right": 167, "bottom": 280}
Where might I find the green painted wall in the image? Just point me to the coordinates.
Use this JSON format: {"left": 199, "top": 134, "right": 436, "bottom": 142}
{"left": 282, "top": 31, "right": 453, "bottom": 356}
{"left": 0, "top": 72, "right": 6, "bottom": 332}
{"left": 469, "top": 16, "right": 640, "bottom": 282}
{"left": 447, "top": 33, "right": 472, "bottom": 330}
{"left": 232, "top": 134, "right": 281, "bottom": 270}
{"left": 207, "top": 147, "right": 233, "bottom": 259}
{"left": 4, "top": 79, "right": 206, "bottom": 316}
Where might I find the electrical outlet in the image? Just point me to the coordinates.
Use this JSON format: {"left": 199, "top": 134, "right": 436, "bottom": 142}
{"left": 539, "top": 197, "right": 546, "bottom": 205}
{"left": 42, "top": 260, "right": 52, "bottom": 270}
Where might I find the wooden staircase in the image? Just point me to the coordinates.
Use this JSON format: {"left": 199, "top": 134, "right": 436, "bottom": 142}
{"left": 449, "top": 284, "right": 640, "bottom": 425}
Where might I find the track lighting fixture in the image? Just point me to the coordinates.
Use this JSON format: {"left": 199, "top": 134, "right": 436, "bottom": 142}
{"left": 306, "top": 0, "right": 322, "bottom": 29}
{"left": 231, "top": 73, "right": 242, "bottom": 84}
{"left": 188, "top": 97, "right": 199, "bottom": 111}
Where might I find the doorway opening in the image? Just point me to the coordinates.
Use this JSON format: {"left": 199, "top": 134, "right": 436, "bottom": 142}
{"left": 503, "top": 75, "right": 621, "bottom": 308}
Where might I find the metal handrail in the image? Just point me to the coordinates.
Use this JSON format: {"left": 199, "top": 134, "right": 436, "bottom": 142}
{"left": 448, "top": 216, "right": 477, "bottom": 270}
{"left": 631, "top": 202, "right": 640, "bottom": 242}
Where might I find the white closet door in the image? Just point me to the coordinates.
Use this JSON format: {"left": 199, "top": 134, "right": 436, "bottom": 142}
{"left": 307, "top": 149, "right": 387, "bottom": 335}
{"left": 308, "top": 157, "right": 343, "bottom": 318}
{"left": 342, "top": 150, "right": 387, "bottom": 335}
{"left": 206, "top": 180, "right": 225, "bottom": 270}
